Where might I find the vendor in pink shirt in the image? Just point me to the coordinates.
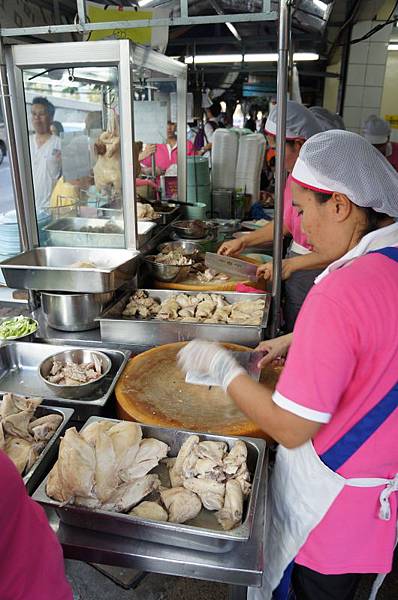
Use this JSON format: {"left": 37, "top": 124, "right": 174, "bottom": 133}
{"left": 179, "top": 130, "right": 398, "bottom": 600}
{"left": 0, "top": 450, "right": 73, "bottom": 600}
{"left": 362, "top": 114, "right": 398, "bottom": 172}
{"left": 219, "top": 101, "right": 338, "bottom": 331}
{"left": 140, "top": 121, "right": 195, "bottom": 179}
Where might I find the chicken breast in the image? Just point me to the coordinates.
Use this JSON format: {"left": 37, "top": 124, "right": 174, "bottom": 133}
{"left": 102, "top": 474, "right": 160, "bottom": 513}
{"left": 130, "top": 501, "right": 168, "bottom": 522}
{"left": 57, "top": 427, "right": 96, "bottom": 500}
{"left": 4, "top": 437, "right": 32, "bottom": 474}
{"left": 81, "top": 420, "right": 114, "bottom": 447}
{"left": 28, "top": 414, "right": 63, "bottom": 442}
{"left": 183, "top": 478, "right": 225, "bottom": 511}
{"left": 160, "top": 487, "right": 202, "bottom": 523}
{"left": 119, "top": 438, "right": 169, "bottom": 481}
{"left": 216, "top": 479, "right": 244, "bottom": 530}
{"left": 223, "top": 440, "right": 247, "bottom": 475}
{"left": 169, "top": 435, "right": 200, "bottom": 487}
{"left": 94, "top": 430, "right": 118, "bottom": 503}
{"left": 195, "top": 441, "right": 227, "bottom": 464}
{"left": 108, "top": 421, "right": 142, "bottom": 471}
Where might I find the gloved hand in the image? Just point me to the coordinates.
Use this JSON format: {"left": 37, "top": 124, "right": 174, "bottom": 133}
{"left": 177, "top": 340, "right": 247, "bottom": 391}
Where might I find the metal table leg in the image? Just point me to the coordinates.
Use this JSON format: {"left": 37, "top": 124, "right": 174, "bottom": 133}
{"left": 229, "top": 584, "right": 248, "bottom": 600}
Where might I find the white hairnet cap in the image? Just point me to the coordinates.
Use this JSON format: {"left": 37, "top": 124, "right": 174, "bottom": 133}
{"left": 362, "top": 114, "right": 390, "bottom": 144}
{"left": 291, "top": 130, "right": 398, "bottom": 217}
{"left": 265, "top": 100, "right": 322, "bottom": 140}
{"left": 309, "top": 106, "right": 345, "bottom": 131}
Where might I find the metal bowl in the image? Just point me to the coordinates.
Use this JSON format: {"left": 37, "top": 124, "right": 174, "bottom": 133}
{"left": 39, "top": 349, "right": 112, "bottom": 399}
{"left": 41, "top": 291, "right": 114, "bottom": 332}
{"left": 171, "top": 220, "right": 208, "bottom": 239}
{"left": 0, "top": 316, "right": 38, "bottom": 342}
{"left": 142, "top": 255, "right": 192, "bottom": 283}
{"left": 157, "top": 240, "right": 203, "bottom": 256}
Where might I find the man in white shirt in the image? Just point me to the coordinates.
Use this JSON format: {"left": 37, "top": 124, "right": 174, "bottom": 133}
{"left": 29, "top": 97, "right": 61, "bottom": 211}
{"left": 201, "top": 102, "right": 222, "bottom": 159}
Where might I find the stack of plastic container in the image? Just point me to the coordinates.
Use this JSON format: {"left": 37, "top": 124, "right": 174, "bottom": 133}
{"left": 187, "top": 156, "right": 211, "bottom": 208}
{"left": 235, "top": 133, "right": 266, "bottom": 204}
{"left": 211, "top": 128, "right": 239, "bottom": 190}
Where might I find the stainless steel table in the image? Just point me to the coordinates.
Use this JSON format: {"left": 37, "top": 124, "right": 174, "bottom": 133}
{"left": 45, "top": 469, "right": 267, "bottom": 600}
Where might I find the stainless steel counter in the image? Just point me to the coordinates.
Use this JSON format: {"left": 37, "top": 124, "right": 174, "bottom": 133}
{"left": 45, "top": 460, "right": 266, "bottom": 595}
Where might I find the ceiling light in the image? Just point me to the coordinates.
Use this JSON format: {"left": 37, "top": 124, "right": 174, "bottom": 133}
{"left": 226, "top": 22, "right": 242, "bottom": 42}
{"left": 183, "top": 53, "right": 319, "bottom": 64}
{"left": 138, "top": 0, "right": 154, "bottom": 6}
{"left": 388, "top": 44, "right": 398, "bottom": 50}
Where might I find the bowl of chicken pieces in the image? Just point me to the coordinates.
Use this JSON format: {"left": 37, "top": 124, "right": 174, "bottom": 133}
{"left": 39, "top": 349, "right": 112, "bottom": 399}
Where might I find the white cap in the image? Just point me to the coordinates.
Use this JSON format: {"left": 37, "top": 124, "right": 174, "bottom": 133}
{"left": 362, "top": 115, "right": 390, "bottom": 145}
{"left": 309, "top": 106, "right": 345, "bottom": 131}
{"left": 265, "top": 100, "right": 322, "bottom": 140}
{"left": 291, "top": 130, "right": 398, "bottom": 217}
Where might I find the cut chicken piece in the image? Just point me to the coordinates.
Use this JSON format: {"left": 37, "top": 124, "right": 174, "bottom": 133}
{"left": 119, "top": 438, "right": 169, "bottom": 481}
{"left": 160, "top": 487, "right": 202, "bottom": 523}
{"left": 28, "top": 414, "right": 63, "bottom": 442}
{"left": 223, "top": 440, "right": 247, "bottom": 475}
{"left": 81, "top": 420, "right": 114, "bottom": 447}
{"left": 183, "top": 478, "right": 225, "bottom": 511}
{"left": 192, "top": 458, "right": 226, "bottom": 483}
{"left": 4, "top": 437, "right": 32, "bottom": 474}
{"left": 26, "top": 441, "right": 45, "bottom": 471}
{"left": 210, "top": 294, "right": 228, "bottom": 308}
{"left": 130, "top": 501, "right": 168, "bottom": 522}
{"left": 2, "top": 410, "right": 33, "bottom": 440}
{"left": 195, "top": 441, "right": 227, "bottom": 464}
{"left": 0, "top": 394, "right": 41, "bottom": 420}
{"left": 175, "top": 293, "right": 191, "bottom": 308}
{"left": 74, "top": 495, "right": 102, "bottom": 509}
{"left": 94, "top": 430, "right": 118, "bottom": 503}
{"left": 102, "top": 474, "right": 160, "bottom": 513}
{"left": 233, "top": 462, "right": 252, "bottom": 496}
{"left": 169, "top": 435, "right": 199, "bottom": 487}
{"left": 46, "top": 462, "right": 69, "bottom": 503}
{"left": 181, "top": 451, "right": 200, "bottom": 480}
{"left": 57, "top": 427, "right": 96, "bottom": 500}
{"left": 157, "top": 298, "right": 179, "bottom": 321}
{"left": 178, "top": 306, "right": 196, "bottom": 319}
{"left": 108, "top": 421, "right": 142, "bottom": 470}
{"left": 196, "top": 299, "right": 216, "bottom": 319}
{"left": 215, "top": 479, "right": 243, "bottom": 530}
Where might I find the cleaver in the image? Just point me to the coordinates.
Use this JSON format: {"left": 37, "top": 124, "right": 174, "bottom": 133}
{"left": 185, "top": 351, "right": 262, "bottom": 387}
{"left": 205, "top": 252, "right": 258, "bottom": 281}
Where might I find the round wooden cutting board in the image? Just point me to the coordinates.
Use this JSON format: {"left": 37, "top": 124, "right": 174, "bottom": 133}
{"left": 115, "top": 342, "right": 281, "bottom": 438}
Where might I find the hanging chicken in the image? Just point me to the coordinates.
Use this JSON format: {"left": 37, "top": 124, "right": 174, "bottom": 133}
{"left": 93, "top": 110, "right": 121, "bottom": 194}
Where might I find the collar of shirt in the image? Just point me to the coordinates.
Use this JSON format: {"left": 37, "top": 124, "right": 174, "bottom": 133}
{"left": 166, "top": 143, "right": 177, "bottom": 158}
{"left": 315, "top": 221, "right": 398, "bottom": 285}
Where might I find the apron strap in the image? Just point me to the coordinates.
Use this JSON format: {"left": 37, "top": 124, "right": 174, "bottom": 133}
{"left": 320, "top": 247, "right": 398, "bottom": 473}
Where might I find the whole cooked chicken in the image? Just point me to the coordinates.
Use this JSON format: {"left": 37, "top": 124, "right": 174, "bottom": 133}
{"left": 93, "top": 112, "right": 121, "bottom": 193}
{"left": 216, "top": 479, "right": 243, "bottom": 531}
{"left": 183, "top": 477, "right": 225, "bottom": 511}
{"left": 160, "top": 487, "right": 202, "bottom": 523}
{"left": 130, "top": 501, "right": 168, "bottom": 522}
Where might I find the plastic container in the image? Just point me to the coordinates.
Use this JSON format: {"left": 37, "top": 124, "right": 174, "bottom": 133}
{"left": 184, "top": 203, "right": 207, "bottom": 220}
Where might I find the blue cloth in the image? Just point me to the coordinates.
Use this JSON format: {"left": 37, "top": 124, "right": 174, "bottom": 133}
{"left": 249, "top": 202, "right": 273, "bottom": 221}
{"left": 273, "top": 247, "right": 398, "bottom": 600}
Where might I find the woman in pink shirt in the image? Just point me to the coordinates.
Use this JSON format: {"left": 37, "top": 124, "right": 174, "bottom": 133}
{"left": 140, "top": 121, "right": 195, "bottom": 179}
{"left": 0, "top": 450, "right": 73, "bottom": 600}
{"left": 218, "top": 101, "right": 338, "bottom": 331}
{"left": 178, "top": 130, "right": 398, "bottom": 600}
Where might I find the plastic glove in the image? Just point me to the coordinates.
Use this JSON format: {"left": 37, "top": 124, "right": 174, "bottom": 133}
{"left": 255, "top": 333, "right": 293, "bottom": 368}
{"left": 177, "top": 340, "right": 246, "bottom": 392}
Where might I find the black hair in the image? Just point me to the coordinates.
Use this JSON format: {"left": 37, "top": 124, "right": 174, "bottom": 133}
{"left": 207, "top": 102, "right": 221, "bottom": 118}
{"left": 51, "top": 120, "right": 64, "bottom": 135}
{"left": 32, "top": 96, "right": 55, "bottom": 120}
{"left": 311, "top": 189, "right": 390, "bottom": 237}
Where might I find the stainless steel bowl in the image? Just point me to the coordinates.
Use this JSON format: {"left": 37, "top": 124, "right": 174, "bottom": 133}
{"left": 0, "top": 316, "right": 38, "bottom": 342}
{"left": 142, "top": 255, "right": 192, "bottom": 283}
{"left": 157, "top": 240, "right": 203, "bottom": 256}
{"left": 171, "top": 220, "right": 208, "bottom": 239}
{"left": 39, "top": 349, "right": 112, "bottom": 399}
{"left": 41, "top": 291, "right": 114, "bottom": 332}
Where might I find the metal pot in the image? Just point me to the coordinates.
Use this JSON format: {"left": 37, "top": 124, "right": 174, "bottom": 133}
{"left": 41, "top": 292, "right": 114, "bottom": 332}
{"left": 142, "top": 256, "right": 192, "bottom": 283}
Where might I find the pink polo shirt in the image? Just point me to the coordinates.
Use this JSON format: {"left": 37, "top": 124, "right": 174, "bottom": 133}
{"left": 141, "top": 140, "right": 195, "bottom": 173}
{"left": 0, "top": 451, "right": 73, "bottom": 600}
{"left": 283, "top": 174, "right": 311, "bottom": 250}
{"left": 274, "top": 251, "right": 398, "bottom": 574}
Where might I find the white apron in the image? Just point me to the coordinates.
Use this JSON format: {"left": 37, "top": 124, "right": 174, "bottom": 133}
{"left": 247, "top": 441, "right": 398, "bottom": 600}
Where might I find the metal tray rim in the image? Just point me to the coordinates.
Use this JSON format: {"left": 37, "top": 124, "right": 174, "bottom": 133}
{"left": 33, "top": 417, "right": 266, "bottom": 542}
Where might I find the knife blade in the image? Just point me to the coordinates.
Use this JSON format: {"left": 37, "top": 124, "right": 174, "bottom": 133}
{"left": 205, "top": 252, "right": 258, "bottom": 280}
{"left": 185, "top": 351, "right": 262, "bottom": 387}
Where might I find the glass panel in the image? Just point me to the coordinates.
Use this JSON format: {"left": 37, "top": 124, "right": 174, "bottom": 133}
{"left": 22, "top": 66, "right": 126, "bottom": 249}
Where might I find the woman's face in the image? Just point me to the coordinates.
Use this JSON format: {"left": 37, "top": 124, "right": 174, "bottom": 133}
{"left": 291, "top": 182, "right": 362, "bottom": 258}
{"left": 266, "top": 135, "right": 303, "bottom": 172}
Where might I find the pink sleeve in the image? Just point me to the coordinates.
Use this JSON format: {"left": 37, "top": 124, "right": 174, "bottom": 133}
{"left": 187, "top": 140, "right": 195, "bottom": 156}
{"left": 141, "top": 155, "right": 152, "bottom": 168}
{"left": 274, "top": 290, "right": 358, "bottom": 422}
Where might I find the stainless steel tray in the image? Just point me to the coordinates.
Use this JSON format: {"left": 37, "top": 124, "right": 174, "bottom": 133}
{"left": 97, "top": 289, "right": 270, "bottom": 347}
{"left": 0, "top": 403, "right": 74, "bottom": 494}
{"left": 0, "top": 342, "right": 129, "bottom": 415}
{"left": 33, "top": 418, "right": 267, "bottom": 553}
{"left": 0, "top": 247, "right": 140, "bottom": 293}
{"left": 43, "top": 217, "right": 125, "bottom": 249}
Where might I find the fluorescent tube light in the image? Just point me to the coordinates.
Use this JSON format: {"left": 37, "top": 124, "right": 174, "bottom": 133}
{"left": 183, "top": 53, "right": 319, "bottom": 64}
{"left": 388, "top": 44, "right": 398, "bottom": 50}
{"left": 226, "top": 22, "right": 242, "bottom": 42}
{"left": 138, "top": 0, "right": 154, "bottom": 6}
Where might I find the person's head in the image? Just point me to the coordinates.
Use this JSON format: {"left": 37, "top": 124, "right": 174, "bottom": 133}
{"left": 50, "top": 120, "right": 64, "bottom": 136}
{"left": 206, "top": 102, "right": 221, "bottom": 120}
{"left": 362, "top": 115, "right": 390, "bottom": 156}
{"left": 264, "top": 100, "right": 322, "bottom": 172}
{"left": 167, "top": 121, "right": 177, "bottom": 139}
{"left": 290, "top": 130, "right": 397, "bottom": 259}
{"left": 31, "top": 97, "right": 55, "bottom": 135}
{"left": 309, "top": 106, "right": 345, "bottom": 132}
{"left": 85, "top": 111, "right": 102, "bottom": 133}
